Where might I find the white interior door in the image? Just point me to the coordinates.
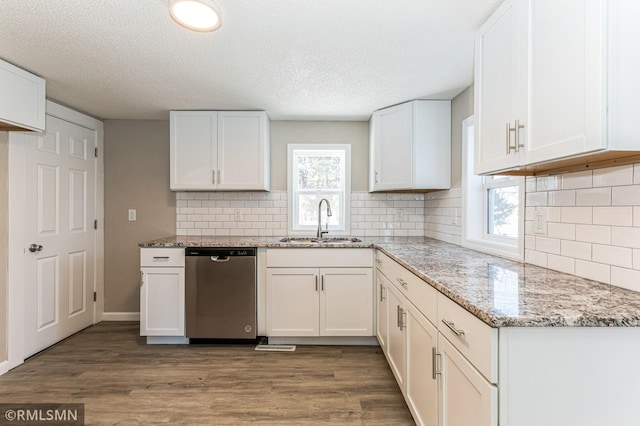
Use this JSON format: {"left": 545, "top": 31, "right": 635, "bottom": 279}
{"left": 23, "top": 115, "right": 96, "bottom": 357}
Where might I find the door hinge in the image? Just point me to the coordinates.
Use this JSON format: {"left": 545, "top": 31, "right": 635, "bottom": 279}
{"left": 93, "top": 292, "right": 97, "bottom": 302}
{"left": 94, "top": 219, "right": 98, "bottom": 230}
{"left": 95, "top": 147, "right": 98, "bottom": 158}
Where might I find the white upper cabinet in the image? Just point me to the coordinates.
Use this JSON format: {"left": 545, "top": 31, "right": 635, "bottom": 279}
{"left": 0, "top": 59, "right": 45, "bottom": 132}
{"left": 369, "top": 100, "right": 451, "bottom": 192}
{"left": 475, "top": 0, "right": 640, "bottom": 175}
{"left": 170, "top": 110, "right": 270, "bottom": 191}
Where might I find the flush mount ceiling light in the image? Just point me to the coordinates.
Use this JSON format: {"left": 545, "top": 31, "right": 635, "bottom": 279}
{"left": 169, "top": 0, "right": 222, "bottom": 32}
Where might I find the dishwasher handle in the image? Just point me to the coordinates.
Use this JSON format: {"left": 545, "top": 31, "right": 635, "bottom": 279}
{"left": 210, "top": 256, "right": 230, "bottom": 262}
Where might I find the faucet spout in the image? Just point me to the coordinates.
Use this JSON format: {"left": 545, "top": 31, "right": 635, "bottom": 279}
{"left": 316, "top": 198, "right": 332, "bottom": 238}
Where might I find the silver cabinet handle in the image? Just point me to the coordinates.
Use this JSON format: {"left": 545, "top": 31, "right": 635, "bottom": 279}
{"left": 315, "top": 275, "right": 319, "bottom": 292}
{"left": 379, "top": 284, "right": 385, "bottom": 302}
{"left": 28, "top": 243, "right": 43, "bottom": 253}
{"left": 397, "top": 305, "right": 402, "bottom": 328}
{"left": 514, "top": 119, "right": 525, "bottom": 152}
{"left": 152, "top": 256, "right": 170, "bottom": 260}
{"left": 396, "top": 277, "right": 408, "bottom": 288}
{"left": 505, "top": 122, "right": 511, "bottom": 154}
{"left": 432, "top": 347, "right": 441, "bottom": 379}
{"left": 212, "top": 169, "right": 216, "bottom": 184}
{"left": 442, "top": 319, "right": 465, "bottom": 337}
{"left": 218, "top": 169, "right": 221, "bottom": 184}
{"left": 321, "top": 275, "right": 324, "bottom": 291}
{"left": 400, "top": 309, "right": 407, "bottom": 331}
{"left": 507, "top": 120, "right": 525, "bottom": 153}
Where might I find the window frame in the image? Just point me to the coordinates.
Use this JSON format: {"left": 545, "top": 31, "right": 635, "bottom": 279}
{"left": 287, "top": 144, "right": 351, "bottom": 236}
{"left": 461, "top": 115, "right": 524, "bottom": 261}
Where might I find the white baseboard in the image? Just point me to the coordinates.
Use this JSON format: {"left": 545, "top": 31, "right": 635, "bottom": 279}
{"left": 102, "top": 312, "right": 140, "bottom": 321}
{"left": 0, "top": 360, "right": 8, "bottom": 376}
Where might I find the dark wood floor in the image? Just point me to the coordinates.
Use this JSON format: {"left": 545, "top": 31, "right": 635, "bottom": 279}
{"left": 0, "top": 322, "right": 414, "bottom": 425}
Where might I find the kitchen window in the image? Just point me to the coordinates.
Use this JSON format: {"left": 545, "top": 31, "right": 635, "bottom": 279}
{"left": 461, "top": 116, "right": 524, "bottom": 260}
{"left": 287, "top": 144, "right": 351, "bottom": 235}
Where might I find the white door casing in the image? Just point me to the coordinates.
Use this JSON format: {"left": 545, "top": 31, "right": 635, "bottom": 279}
{"left": 6, "top": 101, "right": 103, "bottom": 373}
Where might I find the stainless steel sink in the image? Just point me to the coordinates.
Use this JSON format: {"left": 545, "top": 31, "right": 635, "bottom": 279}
{"left": 279, "top": 237, "right": 363, "bottom": 244}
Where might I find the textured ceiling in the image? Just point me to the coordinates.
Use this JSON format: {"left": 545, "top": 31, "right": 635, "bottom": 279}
{"left": 0, "top": 0, "right": 502, "bottom": 121}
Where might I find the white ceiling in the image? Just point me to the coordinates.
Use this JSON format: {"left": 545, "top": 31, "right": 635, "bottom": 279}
{"left": 0, "top": 0, "right": 502, "bottom": 121}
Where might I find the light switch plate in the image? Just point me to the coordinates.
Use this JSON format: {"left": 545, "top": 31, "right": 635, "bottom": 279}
{"left": 128, "top": 209, "right": 136, "bottom": 221}
{"left": 534, "top": 209, "right": 547, "bottom": 235}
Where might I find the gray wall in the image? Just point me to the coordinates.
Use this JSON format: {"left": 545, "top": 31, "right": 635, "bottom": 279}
{"left": 270, "top": 121, "right": 369, "bottom": 191}
{"left": 104, "top": 120, "right": 176, "bottom": 313}
{"left": 450, "top": 85, "right": 474, "bottom": 187}
{"left": 104, "top": 120, "right": 370, "bottom": 313}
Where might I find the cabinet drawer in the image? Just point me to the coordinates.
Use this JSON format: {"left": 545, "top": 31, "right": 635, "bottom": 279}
{"left": 140, "top": 248, "right": 185, "bottom": 267}
{"left": 437, "top": 294, "right": 498, "bottom": 383}
{"left": 376, "top": 251, "right": 437, "bottom": 326}
{"left": 267, "top": 248, "right": 373, "bottom": 268}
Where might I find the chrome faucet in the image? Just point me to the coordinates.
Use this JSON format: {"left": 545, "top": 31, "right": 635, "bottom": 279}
{"left": 316, "top": 198, "right": 333, "bottom": 238}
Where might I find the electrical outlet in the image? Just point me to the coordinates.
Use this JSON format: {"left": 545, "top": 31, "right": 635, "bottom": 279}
{"left": 395, "top": 209, "right": 404, "bottom": 222}
{"left": 451, "top": 209, "right": 458, "bottom": 225}
{"left": 128, "top": 209, "right": 136, "bottom": 221}
{"left": 235, "top": 209, "right": 243, "bottom": 221}
{"left": 534, "top": 209, "right": 547, "bottom": 235}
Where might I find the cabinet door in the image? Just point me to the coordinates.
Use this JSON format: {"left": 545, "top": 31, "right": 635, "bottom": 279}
{"left": 406, "top": 304, "right": 438, "bottom": 426}
{"left": 376, "top": 271, "right": 388, "bottom": 352}
{"left": 140, "top": 267, "right": 185, "bottom": 336}
{"left": 386, "top": 284, "right": 407, "bottom": 393}
{"left": 319, "top": 268, "right": 373, "bottom": 337}
{"left": 266, "top": 268, "right": 319, "bottom": 336}
{"left": 474, "top": 0, "right": 521, "bottom": 174}
{"left": 438, "top": 336, "right": 498, "bottom": 426}
{"left": 0, "top": 59, "right": 45, "bottom": 132}
{"left": 170, "top": 111, "right": 217, "bottom": 190}
{"left": 217, "top": 111, "right": 270, "bottom": 191}
{"left": 370, "top": 103, "right": 413, "bottom": 191}
{"left": 522, "top": 0, "right": 606, "bottom": 165}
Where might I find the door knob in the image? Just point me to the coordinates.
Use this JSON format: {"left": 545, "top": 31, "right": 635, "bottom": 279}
{"left": 28, "top": 244, "right": 43, "bottom": 253}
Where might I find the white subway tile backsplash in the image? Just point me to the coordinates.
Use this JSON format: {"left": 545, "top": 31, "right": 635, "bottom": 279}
{"left": 562, "top": 170, "right": 593, "bottom": 189}
{"left": 592, "top": 244, "right": 633, "bottom": 268}
{"left": 575, "top": 224, "right": 611, "bottom": 244}
{"left": 612, "top": 185, "right": 640, "bottom": 206}
{"left": 547, "top": 254, "right": 575, "bottom": 275}
{"left": 548, "top": 190, "right": 576, "bottom": 207}
{"left": 575, "top": 260, "right": 611, "bottom": 284}
{"left": 593, "top": 206, "right": 632, "bottom": 226}
{"left": 525, "top": 249, "right": 547, "bottom": 268}
{"left": 547, "top": 223, "right": 575, "bottom": 240}
{"left": 561, "top": 207, "right": 592, "bottom": 224}
{"left": 576, "top": 187, "right": 611, "bottom": 206}
{"left": 526, "top": 192, "right": 547, "bottom": 207}
{"left": 593, "top": 165, "right": 633, "bottom": 187}
{"left": 535, "top": 237, "right": 561, "bottom": 254}
{"left": 537, "top": 175, "right": 560, "bottom": 191}
{"left": 611, "top": 226, "right": 640, "bottom": 249}
{"left": 560, "top": 240, "right": 591, "bottom": 261}
{"left": 634, "top": 249, "right": 640, "bottom": 270}
{"left": 611, "top": 267, "right": 640, "bottom": 292}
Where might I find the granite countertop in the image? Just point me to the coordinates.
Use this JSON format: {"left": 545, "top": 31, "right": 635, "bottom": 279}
{"left": 140, "top": 236, "right": 640, "bottom": 328}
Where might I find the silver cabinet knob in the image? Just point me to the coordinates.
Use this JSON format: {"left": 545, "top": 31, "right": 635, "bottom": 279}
{"left": 28, "top": 244, "right": 43, "bottom": 253}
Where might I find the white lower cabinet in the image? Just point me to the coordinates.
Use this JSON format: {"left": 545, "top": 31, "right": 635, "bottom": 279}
{"left": 140, "top": 267, "right": 185, "bottom": 336}
{"left": 140, "top": 248, "right": 186, "bottom": 337}
{"left": 376, "top": 250, "right": 496, "bottom": 426}
{"left": 438, "top": 336, "right": 497, "bottom": 426}
{"left": 385, "top": 283, "right": 407, "bottom": 390}
{"left": 375, "top": 271, "right": 388, "bottom": 353}
{"left": 406, "top": 303, "right": 438, "bottom": 426}
{"left": 266, "top": 267, "right": 373, "bottom": 337}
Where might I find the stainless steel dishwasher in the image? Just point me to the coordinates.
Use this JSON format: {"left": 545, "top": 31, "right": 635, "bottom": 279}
{"left": 185, "top": 248, "right": 256, "bottom": 340}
